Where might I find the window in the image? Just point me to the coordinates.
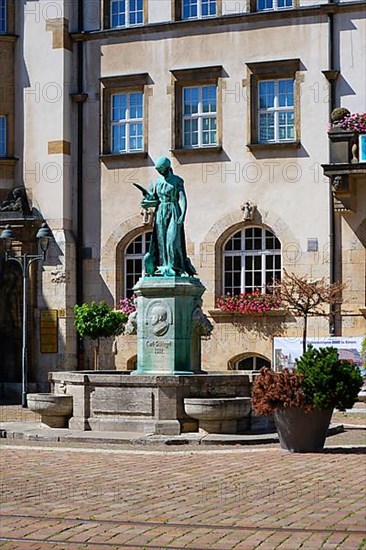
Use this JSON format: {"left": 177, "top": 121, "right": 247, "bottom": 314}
{"left": 223, "top": 227, "right": 281, "bottom": 295}
{"left": 110, "top": 0, "right": 143, "bottom": 28}
{"left": 183, "top": 85, "right": 217, "bottom": 148}
{"left": 182, "top": 0, "right": 216, "bottom": 19}
{"left": 246, "top": 59, "right": 300, "bottom": 148}
{"left": 170, "top": 66, "right": 222, "bottom": 153}
{"left": 257, "top": 0, "right": 292, "bottom": 10}
{"left": 258, "top": 79, "right": 294, "bottom": 142}
{"left": 0, "top": 0, "right": 6, "bottom": 33}
{"left": 235, "top": 356, "right": 271, "bottom": 371}
{"left": 0, "top": 116, "right": 6, "bottom": 156}
{"left": 124, "top": 231, "right": 152, "bottom": 297}
{"left": 101, "top": 73, "right": 149, "bottom": 157}
{"left": 111, "top": 92, "right": 143, "bottom": 153}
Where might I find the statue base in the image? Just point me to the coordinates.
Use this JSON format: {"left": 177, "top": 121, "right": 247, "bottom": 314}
{"left": 133, "top": 276, "right": 206, "bottom": 375}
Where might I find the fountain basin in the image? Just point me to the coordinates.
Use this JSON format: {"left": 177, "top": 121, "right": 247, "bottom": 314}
{"left": 27, "top": 393, "right": 73, "bottom": 428}
{"left": 184, "top": 396, "right": 252, "bottom": 434}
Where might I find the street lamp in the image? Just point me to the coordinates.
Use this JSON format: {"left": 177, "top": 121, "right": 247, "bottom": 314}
{"left": 0, "top": 222, "right": 52, "bottom": 407}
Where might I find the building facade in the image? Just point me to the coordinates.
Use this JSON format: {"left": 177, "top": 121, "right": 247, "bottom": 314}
{"left": 0, "top": 0, "right": 365, "bottom": 393}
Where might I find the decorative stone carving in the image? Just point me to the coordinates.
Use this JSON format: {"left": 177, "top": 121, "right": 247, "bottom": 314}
{"left": 0, "top": 187, "right": 31, "bottom": 216}
{"left": 241, "top": 201, "right": 256, "bottom": 221}
{"left": 125, "top": 310, "right": 138, "bottom": 335}
{"left": 192, "top": 306, "right": 213, "bottom": 337}
{"left": 50, "top": 270, "right": 68, "bottom": 283}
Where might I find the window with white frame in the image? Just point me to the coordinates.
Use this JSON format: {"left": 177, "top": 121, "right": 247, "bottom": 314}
{"left": 257, "top": 0, "right": 292, "bottom": 10}
{"left": 124, "top": 231, "right": 152, "bottom": 297}
{"left": 258, "top": 79, "right": 294, "bottom": 143}
{"left": 182, "top": 0, "right": 216, "bottom": 19}
{"left": 183, "top": 85, "right": 217, "bottom": 148}
{"left": 223, "top": 227, "right": 281, "bottom": 295}
{"left": 0, "top": 116, "right": 6, "bottom": 156}
{"left": 110, "top": 0, "right": 143, "bottom": 28}
{"left": 0, "top": 0, "right": 6, "bottom": 33}
{"left": 111, "top": 92, "right": 143, "bottom": 153}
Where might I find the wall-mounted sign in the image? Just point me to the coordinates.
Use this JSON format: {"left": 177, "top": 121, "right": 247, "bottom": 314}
{"left": 40, "top": 309, "right": 58, "bottom": 353}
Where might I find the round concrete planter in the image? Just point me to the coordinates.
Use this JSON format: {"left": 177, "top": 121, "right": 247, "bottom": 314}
{"left": 27, "top": 393, "right": 73, "bottom": 428}
{"left": 184, "top": 397, "right": 251, "bottom": 434}
{"left": 273, "top": 407, "right": 333, "bottom": 453}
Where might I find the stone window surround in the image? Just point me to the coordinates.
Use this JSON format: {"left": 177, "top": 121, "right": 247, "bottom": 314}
{"left": 103, "top": 0, "right": 149, "bottom": 29}
{"left": 246, "top": 58, "right": 301, "bottom": 151}
{"left": 172, "top": 0, "right": 222, "bottom": 21}
{"left": 100, "top": 73, "right": 150, "bottom": 161}
{"left": 170, "top": 66, "right": 223, "bottom": 156}
{"left": 249, "top": 0, "right": 299, "bottom": 12}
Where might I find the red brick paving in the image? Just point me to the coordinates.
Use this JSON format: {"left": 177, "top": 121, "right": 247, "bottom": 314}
{"left": 0, "top": 441, "right": 365, "bottom": 549}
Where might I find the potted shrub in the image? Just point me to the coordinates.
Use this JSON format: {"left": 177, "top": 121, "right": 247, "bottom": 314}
{"left": 252, "top": 346, "right": 363, "bottom": 452}
{"left": 74, "top": 301, "right": 127, "bottom": 370}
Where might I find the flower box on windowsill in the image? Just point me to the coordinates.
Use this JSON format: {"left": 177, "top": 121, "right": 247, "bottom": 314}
{"left": 327, "top": 128, "right": 359, "bottom": 164}
{"left": 208, "top": 308, "right": 288, "bottom": 320}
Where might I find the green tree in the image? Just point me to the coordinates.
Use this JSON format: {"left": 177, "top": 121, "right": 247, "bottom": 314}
{"left": 74, "top": 302, "right": 127, "bottom": 370}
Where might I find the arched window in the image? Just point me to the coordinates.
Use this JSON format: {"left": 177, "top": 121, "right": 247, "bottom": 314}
{"left": 124, "top": 231, "right": 152, "bottom": 297}
{"left": 223, "top": 226, "right": 281, "bottom": 294}
{"left": 235, "top": 356, "right": 271, "bottom": 371}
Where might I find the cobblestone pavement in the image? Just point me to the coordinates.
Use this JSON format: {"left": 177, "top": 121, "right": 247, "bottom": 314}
{"left": 1, "top": 438, "right": 366, "bottom": 549}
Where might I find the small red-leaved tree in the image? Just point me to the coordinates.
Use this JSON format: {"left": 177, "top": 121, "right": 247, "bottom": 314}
{"left": 272, "top": 270, "right": 345, "bottom": 353}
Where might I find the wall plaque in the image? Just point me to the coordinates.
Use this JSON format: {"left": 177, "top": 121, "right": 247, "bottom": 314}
{"left": 40, "top": 309, "right": 58, "bottom": 353}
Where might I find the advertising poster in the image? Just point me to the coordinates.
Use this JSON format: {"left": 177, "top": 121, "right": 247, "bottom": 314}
{"left": 273, "top": 337, "right": 364, "bottom": 372}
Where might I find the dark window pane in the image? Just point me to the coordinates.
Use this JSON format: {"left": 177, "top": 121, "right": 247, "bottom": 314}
{"left": 234, "top": 272, "right": 241, "bottom": 286}
{"left": 245, "top": 256, "right": 252, "bottom": 270}
{"left": 233, "top": 238, "right": 241, "bottom": 251}
{"left": 237, "top": 357, "right": 254, "bottom": 370}
{"left": 245, "top": 273, "right": 252, "bottom": 286}
{"left": 233, "top": 256, "right": 241, "bottom": 269}
{"left": 275, "top": 255, "right": 281, "bottom": 269}
{"left": 245, "top": 238, "right": 253, "bottom": 251}
{"left": 225, "top": 256, "right": 232, "bottom": 270}
{"left": 274, "top": 237, "right": 281, "bottom": 249}
{"left": 254, "top": 272, "right": 262, "bottom": 287}
{"left": 254, "top": 228, "right": 262, "bottom": 238}
{"left": 266, "top": 256, "right": 273, "bottom": 269}
{"left": 254, "top": 256, "right": 261, "bottom": 270}
{"left": 245, "top": 228, "right": 253, "bottom": 238}
{"left": 254, "top": 238, "right": 262, "bottom": 250}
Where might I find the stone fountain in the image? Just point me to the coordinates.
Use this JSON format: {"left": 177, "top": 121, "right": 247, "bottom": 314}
{"left": 38, "top": 157, "right": 251, "bottom": 434}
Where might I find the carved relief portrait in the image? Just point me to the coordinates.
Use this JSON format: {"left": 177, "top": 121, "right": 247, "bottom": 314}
{"left": 145, "top": 300, "right": 172, "bottom": 337}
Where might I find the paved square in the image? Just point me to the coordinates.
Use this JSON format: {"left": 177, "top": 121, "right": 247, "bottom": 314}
{"left": 1, "top": 440, "right": 365, "bottom": 549}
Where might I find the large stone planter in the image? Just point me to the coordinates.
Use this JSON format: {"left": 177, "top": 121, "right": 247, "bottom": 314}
{"left": 273, "top": 407, "right": 333, "bottom": 453}
{"left": 184, "top": 397, "right": 251, "bottom": 434}
{"left": 27, "top": 393, "right": 73, "bottom": 428}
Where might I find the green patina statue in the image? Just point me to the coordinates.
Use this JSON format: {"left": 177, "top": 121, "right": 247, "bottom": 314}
{"left": 134, "top": 156, "right": 196, "bottom": 277}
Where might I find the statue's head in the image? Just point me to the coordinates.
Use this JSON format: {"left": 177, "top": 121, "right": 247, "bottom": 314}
{"left": 155, "top": 156, "right": 171, "bottom": 176}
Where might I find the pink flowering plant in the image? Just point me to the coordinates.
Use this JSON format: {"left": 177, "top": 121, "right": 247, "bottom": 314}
{"left": 340, "top": 113, "right": 366, "bottom": 133}
{"left": 217, "top": 290, "right": 281, "bottom": 315}
{"left": 118, "top": 296, "right": 137, "bottom": 315}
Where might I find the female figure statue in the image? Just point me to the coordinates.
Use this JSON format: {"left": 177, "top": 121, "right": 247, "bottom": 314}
{"left": 136, "top": 156, "right": 196, "bottom": 277}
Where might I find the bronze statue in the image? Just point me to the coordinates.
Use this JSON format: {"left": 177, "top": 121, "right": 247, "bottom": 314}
{"left": 134, "top": 156, "right": 196, "bottom": 277}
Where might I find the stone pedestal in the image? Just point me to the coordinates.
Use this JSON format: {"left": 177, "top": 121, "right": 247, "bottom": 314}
{"left": 133, "top": 276, "right": 206, "bottom": 375}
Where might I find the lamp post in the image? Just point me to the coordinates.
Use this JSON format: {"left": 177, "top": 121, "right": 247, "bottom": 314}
{"left": 0, "top": 222, "right": 52, "bottom": 407}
